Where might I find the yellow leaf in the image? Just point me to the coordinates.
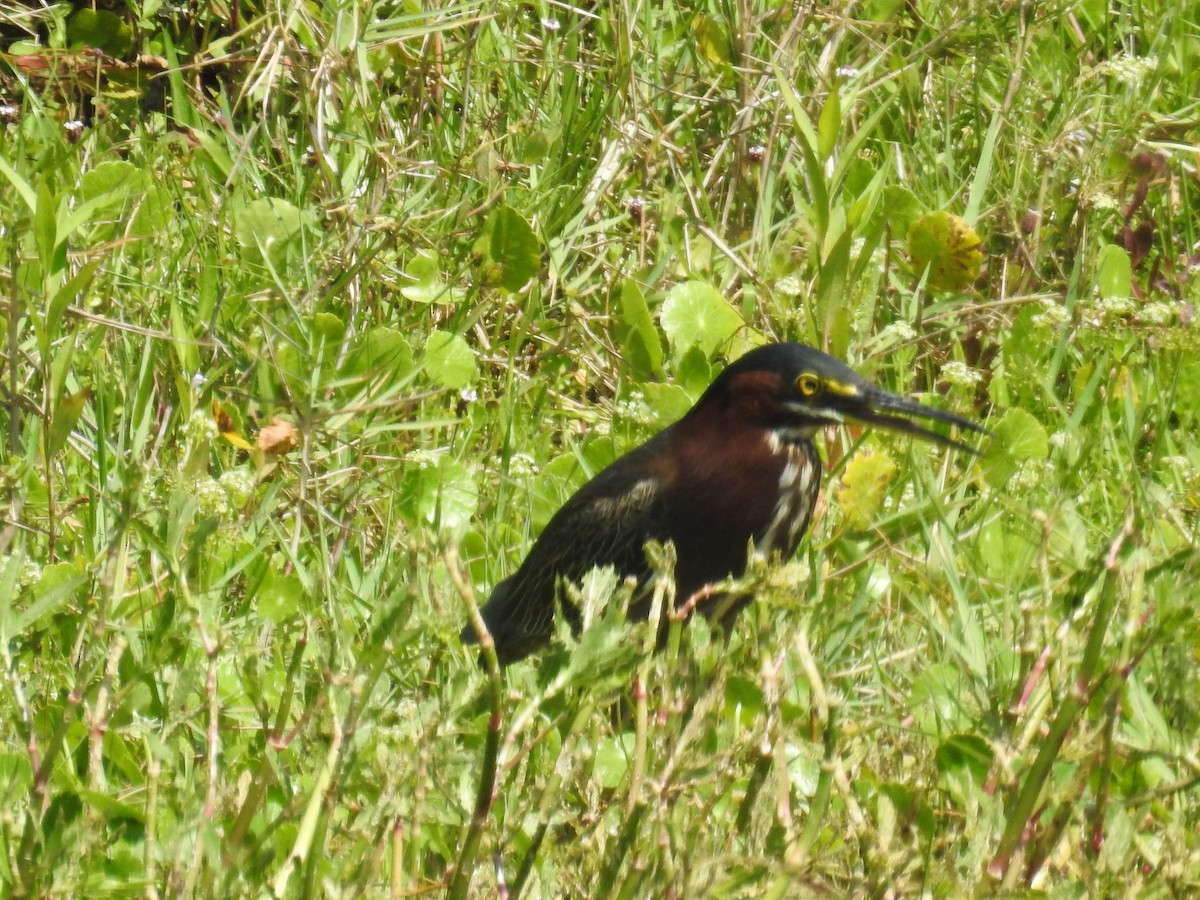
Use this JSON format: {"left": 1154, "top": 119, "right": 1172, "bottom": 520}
{"left": 906, "top": 211, "right": 983, "bottom": 292}
{"left": 212, "top": 399, "right": 254, "bottom": 451}
{"left": 836, "top": 450, "right": 897, "bottom": 530}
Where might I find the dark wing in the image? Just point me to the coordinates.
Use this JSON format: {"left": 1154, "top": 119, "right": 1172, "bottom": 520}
{"left": 463, "top": 432, "right": 674, "bottom": 664}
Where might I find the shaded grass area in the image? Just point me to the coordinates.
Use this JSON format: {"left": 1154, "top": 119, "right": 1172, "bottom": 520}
{"left": 2, "top": 0, "right": 1199, "bottom": 895}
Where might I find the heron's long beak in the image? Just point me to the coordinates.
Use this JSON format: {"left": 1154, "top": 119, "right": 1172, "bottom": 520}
{"left": 844, "top": 386, "right": 988, "bottom": 454}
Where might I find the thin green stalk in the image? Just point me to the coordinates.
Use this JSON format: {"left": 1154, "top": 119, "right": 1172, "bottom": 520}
{"left": 228, "top": 631, "right": 308, "bottom": 852}
{"left": 595, "top": 802, "right": 647, "bottom": 897}
{"left": 275, "top": 601, "right": 395, "bottom": 898}
{"left": 144, "top": 739, "right": 159, "bottom": 899}
{"left": 447, "top": 549, "right": 504, "bottom": 900}
{"left": 735, "top": 752, "right": 772, "bottom": 835}
{"left": 511, "top": 702, "right": 595, "bottom": 899}
{"left": 16, "top": 685, "right": 83, "bottom": 893}
{"left": 184, "top": 636, "right": 221, "bottom": 898}
{"left": 390, "top": 819, "right": 403, "bottom": 900}
{"left": 627, "top": 573, "right": 670, "bottom": 817}
{"left": 764, "top": 624, "right": 840, "bottom": 898}
{"left": 794, "top": 624, "right": 835, "bottom": 861}
{"left": 271, "top": 701, "right": 344, "bottom": 897}
{"left": 614, "top": 851, "right": 652, "bottom": 900}
{"left": 989, "top": 507, "right": 1135, "bottom": 881}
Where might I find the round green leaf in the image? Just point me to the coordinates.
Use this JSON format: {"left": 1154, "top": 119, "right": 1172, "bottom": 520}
{"left": 910, "top": 661, "right": 975, "bottom": 734}
{"left": 594, "top": 733, "right": 635, "bottom": 789}
{"left": 405, "top": 459, "right": 479, "bottom": 537}
{"left": 880, "top": 186, "right": 924, "bottom": 237}
{"left": 257, "top": 568, "right": 305, "bottom": 623}
{"left": 482, "top": 206, "right": 541, "bottom": 292}
{"left": 313, "top": 312, "right": 346, "bottom": 346}
{"left": 640, "top": 382, "right": 693, "bottom": 425}
{"left": 68, "top": 8, "right": 133, "bottom": 56}
{"left": 233, "top": 197, "right": 315, "bottom": 267}
{"left": 423, "top": 331, "right": 477, "bottom": 390}
{"left": 659, "top": 281, "right": 743, "bottom": 359}
{"left": 977, "top": 517, "right": 1035, "bottom": 579}
{"left": 982, "top": 407, "right": 1048, "bottom": 489}
{"left": 401, "top": 251, "right": 461, "bottom": 304}
{"left": 340, "top": 326, "right": 413, "bottom": 382}
{"left": 128, "top": 184, "right": 172, "bottom": 238}
{"left": 935, "top": 733, "right": 993, "bottom": 805}
{"left": 78, "top": 160, "right": 149, "bottom": 202}
{"left": 1096, "top": 243, "right": 1132, "bottom": 300}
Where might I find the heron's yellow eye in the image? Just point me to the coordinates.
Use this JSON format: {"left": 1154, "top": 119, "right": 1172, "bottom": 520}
{"left": 796, "top": 373, "right": 822, "bottom": 398}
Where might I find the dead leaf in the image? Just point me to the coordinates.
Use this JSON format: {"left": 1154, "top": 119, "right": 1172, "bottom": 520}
{"left": 213, "top": 399, "right": 254, "bottom": 451}
{"left": 258, "top": 418, "right": 298, "bottom": 455}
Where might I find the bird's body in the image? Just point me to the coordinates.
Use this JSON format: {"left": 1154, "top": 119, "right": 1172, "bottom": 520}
{"left": 464, "top": 343, "right": 984, "bottom": 664}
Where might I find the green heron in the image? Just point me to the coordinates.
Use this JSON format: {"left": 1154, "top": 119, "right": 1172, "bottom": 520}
{"left": 463, "top": 342, "right": 985, "bottom": 664}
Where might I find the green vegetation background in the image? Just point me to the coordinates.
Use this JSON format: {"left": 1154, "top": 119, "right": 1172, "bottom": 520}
{"left": 2, "top": 0, "right": 1199, "bottom": 896}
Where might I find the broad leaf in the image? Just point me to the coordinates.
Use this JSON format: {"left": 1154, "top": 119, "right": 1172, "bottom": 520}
{"left": 422, "top": 331, "right": 476, "bottom": 390}
{"left": 836, "top": 450, "right": 897, "bottom": 530}
{"left": 659, "top": 281, "right": 743, "bottom": 360}
{"left": 907, "top": 211, "right": 983, "bottom": 292}
{"left": 481, "top": 205, "right": 541, "bottom": 292}
{"left": 982, "top": 408, "right": 1048, "bottom": 489}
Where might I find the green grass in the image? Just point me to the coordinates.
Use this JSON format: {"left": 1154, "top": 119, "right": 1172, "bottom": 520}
{"left": 2, "top": 0, "right": 1199, "bottom": 895}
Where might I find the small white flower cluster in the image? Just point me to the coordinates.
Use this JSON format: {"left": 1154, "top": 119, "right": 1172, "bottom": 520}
{"left": 0, "top": 554, "right": 43, "bottom": 591}
{"left": 1087, "top": 292, "right": 1136, "bottom": 323}
{"left": 1010, "top": 458, "right": 1052, "bottom": 493}
{"left": 1089, "top": 294, "right": 1132, "bottom": 319}
{"left": 507, "top": 453, "right": 539, "bottom": 477}
{"left": 874, "top": 321, "right": 917, "bottom": 349}
{"left": 775, "top": 274, "right": 803, "bottom": 297}
{"left": 1088, "top": 191, "right": 1120, "bottom": 212}
{"left": 1032, "top": 299, "right": 1071, "bottom": 329}
{"left": 183, "top": 409, "right": 219, "bottom": 445}
{"left": 219, "top": 469, "right": 256, "bottom": 508}
{"left": 615, "top": 390, "right": 654, "bottom": 425}
{"left": 191, "top": 476, "right": 230, "bottom": 517}
{"left": 940, "top": 360, "right": 982, "bottom": 387}
{"left": 1101, "top": 54, "right": 1159, "bottom": 86}
{"left": 404, "top": 449, "right": 443, "bottom": 468}
{"left": 1134, "top": 302, "right": 1177, "bottom": 325}
{"left": 1160, "top": 455, "right": 1200, "bottom": 501}
{"left": 189, "top": 468, "right": 258, "bottom": 518}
